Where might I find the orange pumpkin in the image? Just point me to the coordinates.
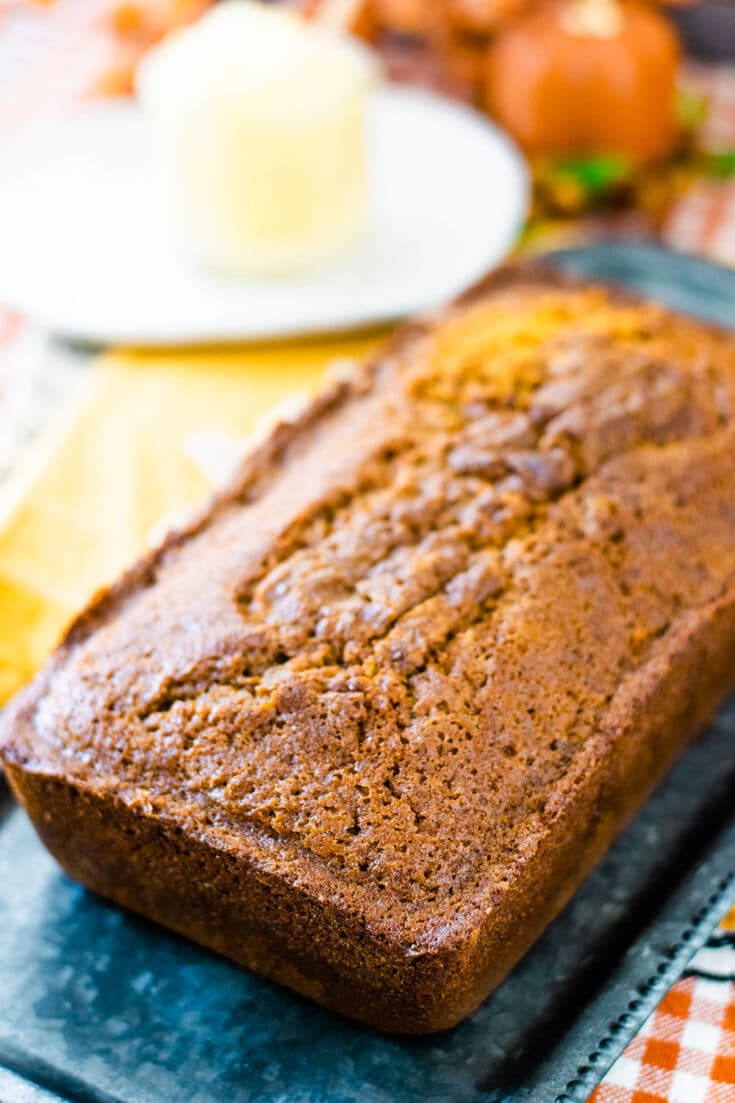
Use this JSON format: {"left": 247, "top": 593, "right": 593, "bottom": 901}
{"left": 484, "top": 0, "right": 681, "bottom": 165}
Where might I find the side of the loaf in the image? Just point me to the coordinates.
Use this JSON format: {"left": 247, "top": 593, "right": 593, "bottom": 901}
{"left": 6, "top": 579, "right": 735, "bottom": 1032}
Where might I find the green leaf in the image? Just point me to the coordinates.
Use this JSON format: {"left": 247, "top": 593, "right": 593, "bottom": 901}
{"left": 704, "top": 151, "right": 735, "bottom": 179}
{"left": 548, "top": 155, "right": 632, "bottom": 195}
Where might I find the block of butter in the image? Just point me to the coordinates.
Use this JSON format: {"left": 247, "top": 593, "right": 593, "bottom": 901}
{"left": 137, "top": 1, "right": 381, "bottom": 277}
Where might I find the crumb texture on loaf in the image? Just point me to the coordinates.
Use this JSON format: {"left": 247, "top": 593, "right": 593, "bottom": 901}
{"left": 6, "top": 276, "right": 735, "bottom": 959}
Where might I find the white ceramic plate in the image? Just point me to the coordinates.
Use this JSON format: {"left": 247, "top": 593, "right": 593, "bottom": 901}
{"left": 0, "top": 87, "right": 529, "bottom": 345}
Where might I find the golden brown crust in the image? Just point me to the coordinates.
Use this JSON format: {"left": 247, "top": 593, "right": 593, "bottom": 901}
{"left": 4, "top": 262, "right": 735, "bottom": 1032}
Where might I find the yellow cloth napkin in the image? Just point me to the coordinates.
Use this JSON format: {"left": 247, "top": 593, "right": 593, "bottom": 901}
{"left": 0, "top": 333, "right": 384, "bottom": 705}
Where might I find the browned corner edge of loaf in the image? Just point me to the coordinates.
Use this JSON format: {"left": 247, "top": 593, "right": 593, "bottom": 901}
{"left": 3, "top": 260, "right": 735, "bottom": 1033}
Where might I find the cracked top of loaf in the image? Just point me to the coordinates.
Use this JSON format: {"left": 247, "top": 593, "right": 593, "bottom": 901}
{"left": 8, "top": 268, "right": 735, "bottom": 950}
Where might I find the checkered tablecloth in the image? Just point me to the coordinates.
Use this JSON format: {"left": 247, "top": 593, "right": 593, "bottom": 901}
{"left": 1, "top": 5, "right": 735, "bottom": 1101}
{"left": 592, "top": 923, "right": 735, "bottom": 1103}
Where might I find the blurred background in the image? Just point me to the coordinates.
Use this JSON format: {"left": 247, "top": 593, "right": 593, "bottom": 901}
{"left": 4, "top": 0, "right": 734, "bottom": 249}
{"left": 1, "top": 1, "right": 735, "bottom": 259}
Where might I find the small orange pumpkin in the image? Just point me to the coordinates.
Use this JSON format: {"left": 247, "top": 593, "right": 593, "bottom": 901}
{"left": 484, "top": 0, "right": 681, "bottom": 165}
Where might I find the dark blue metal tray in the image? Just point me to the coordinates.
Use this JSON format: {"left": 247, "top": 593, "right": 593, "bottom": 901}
{"left": 1, "top": 242, "right": 734, "bottom": 1103}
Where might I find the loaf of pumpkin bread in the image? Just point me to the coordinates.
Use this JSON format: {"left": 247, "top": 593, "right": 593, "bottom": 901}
{"left": 3, "top": 266, "right": 735, "bottom": 1033}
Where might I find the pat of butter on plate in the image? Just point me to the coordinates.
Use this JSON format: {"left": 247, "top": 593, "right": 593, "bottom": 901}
{"left": 137, "top": 0, "right": 381, "bottom": 277}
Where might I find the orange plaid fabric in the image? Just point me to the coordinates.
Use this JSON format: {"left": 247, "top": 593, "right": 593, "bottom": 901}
{"left": 0, "top": 0, "right": 111, "bottom": 136}
{"left": 664, "top": 180, "right": 735, "bottom": 267}
{"left": 593, "top": 913, "right": 735, "bottom": 1103}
